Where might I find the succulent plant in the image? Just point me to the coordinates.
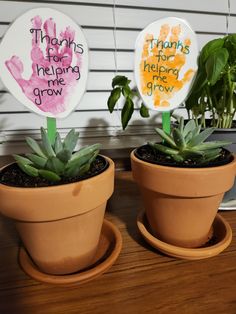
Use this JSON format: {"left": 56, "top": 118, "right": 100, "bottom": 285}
{"left": 149, "top": 117, "right": 231, "bottom": 165}
{"left": 13, "top": 128, "right": 101, "bottom": 182}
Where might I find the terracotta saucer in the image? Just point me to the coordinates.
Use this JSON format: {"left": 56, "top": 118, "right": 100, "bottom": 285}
{"left": 137, "top": 210, "right": 232, "bottom": 260}
{"left": 19, "top": 219, "right": 122, "bottom": 285}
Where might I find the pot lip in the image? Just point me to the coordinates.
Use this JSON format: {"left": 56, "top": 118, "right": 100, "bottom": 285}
{"left": 0, "top": 155, "right": 114, "bottom": 191}
{"left": 131, "top": 149, "right": 236, "bottom": 172}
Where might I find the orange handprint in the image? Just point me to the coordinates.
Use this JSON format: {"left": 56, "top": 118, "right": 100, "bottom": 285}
{"left": 140, "top": 23, "right": 195, "bottom": 108}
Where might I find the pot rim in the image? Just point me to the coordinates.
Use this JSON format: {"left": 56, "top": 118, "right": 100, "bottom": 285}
{"left": 0, "top": 155, "right": 113, "bottom": 191}
{"left": 131, "top": 149, "right": 236, "bottom": 174}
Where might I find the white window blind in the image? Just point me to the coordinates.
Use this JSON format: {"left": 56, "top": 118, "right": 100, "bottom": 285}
{"left": 0, "top": 0, "right": 235, "bottom": 154}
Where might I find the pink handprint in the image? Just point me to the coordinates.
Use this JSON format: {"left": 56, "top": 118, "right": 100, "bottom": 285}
{"left": 5, "top": 15, "right": 83, "bottom": 115}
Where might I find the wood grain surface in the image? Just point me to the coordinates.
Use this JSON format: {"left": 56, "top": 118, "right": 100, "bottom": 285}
{"left": 0, "top": 171, "right": 236, "bottom": 314}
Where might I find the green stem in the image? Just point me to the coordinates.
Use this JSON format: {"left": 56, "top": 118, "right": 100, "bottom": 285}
{"left": 162, "top": 112, "right": 171, "bottom": 135}
{"left": 47, "top": 117, "right": 57, "bottom": 144}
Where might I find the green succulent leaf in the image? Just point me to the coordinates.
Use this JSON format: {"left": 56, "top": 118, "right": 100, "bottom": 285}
{"left": 26, "top": 153, "right": 47, "bottom": 168}
{"left": 38, "top": 169, "right": 61, "bottom": 182}
{"left": 70, "top": 144, "right": 101, "bottom": 161}
{"left": 171, "top": 154, "right": 184, "bottom": 162}
{"left": 199, "top": 149, "right": 222, "bottom": 165}
{"left": 17, "top": 163, "right": 39, "bottom": 177}
{"left": 188, "top": 127, "right": 216, "bottom": 147}
{"left": 178, "top": 117, "right": 184, "bottom": 133}
{"left": 191, "top": 125, "right": 201, "bottom": 138}
{"left": 154, "top": 128, "right": 177, "bottom": 148}
{"left": 54, "top": 132, "right": 63, "bottom": 154}
{"left": 79, "top": 163, "right": 91, "bottom": 176}
{"left": 41, "top": 127, "right": 56, "bottom": 157}
{"left": 46, "top": 157, "right": 65, "bottom": 175}
{"left": 65, "top": 147, "right": 99, "bottom": 178}
{"left": 108, "top": 87, "right": 121, "bottom": 113}
{"left": 193, "top": 140, "right": 231, "bottom": 151}
{"left": 63, "top": 129, "right": 79, "bottom": 153}
{"left": 149, "top": 142, "right": 179, "bottom": 155}
{"left": 66, "top": 153, "right": 92, "bottom": 171}
{"left": 56, "top": 149, "right": 72, "bottom": 163}
{"left": 183, "top": 120, "right": 197, "bottom": 137}
{"left": 140, "top": 103, "right": 150, "bottom": 118}
{"left": 121, "top": 97, "right": 134, "bottom": 130}
{"left": 184, "top": 131, "right": 193, "bottom": 144}
{"left": 25, "top": 136, "right": 46, "bottom": 158}
{"left": 202, "top": 148, "right": 222, "bottom": 158}
{"left": 172, "top": 128, "right": 185, "bottom": 149}
{"left": 13, "top": 154, "right": 32, "bottom": 165}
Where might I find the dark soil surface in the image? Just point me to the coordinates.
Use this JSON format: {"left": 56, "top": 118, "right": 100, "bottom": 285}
{"left": 135, "top": 144, "right": 233, "bottom": 168}
{"left": 0, "top": 155, "right": 108, "bottom": 188}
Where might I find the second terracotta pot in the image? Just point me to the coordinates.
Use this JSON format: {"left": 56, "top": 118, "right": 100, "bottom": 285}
{"left": 131, "top": 151, "right": 236, "bottom": 248}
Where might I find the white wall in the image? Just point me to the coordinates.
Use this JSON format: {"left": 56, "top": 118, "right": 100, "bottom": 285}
{"left": 0, "top": 0, "right": 235, "bottom": 154}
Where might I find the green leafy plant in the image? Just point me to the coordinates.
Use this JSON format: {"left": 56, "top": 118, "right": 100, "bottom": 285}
{"left": 149, "top": 117, "right": 231, "bottom": 165}
{"left": 107, "top": 75, "right": 149, "bottom": 129}
{"left": 185, "top": 35, "right": 236, "bottom": 128}
{"left": 13, "top": 128, "right": 100, "bottom": 182}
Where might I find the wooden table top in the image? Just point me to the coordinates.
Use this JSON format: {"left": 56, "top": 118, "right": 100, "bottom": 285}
{"left": 1, "top": 171, "right": 236, "bottom": 314}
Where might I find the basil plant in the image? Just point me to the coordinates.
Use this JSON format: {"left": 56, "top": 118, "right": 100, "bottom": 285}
{"left": 185, "top": 34, "right": 236, "bottom": 129}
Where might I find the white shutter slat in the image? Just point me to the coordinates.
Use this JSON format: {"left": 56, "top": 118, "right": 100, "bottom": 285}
{"left": 0, "top": 1, "right": 229, "bottom": 32}
{"left": 0, "top": 1, "right": 113, "bottom": 26}
{"left": 25, "top": 0, "right": 229, "bottom": 14}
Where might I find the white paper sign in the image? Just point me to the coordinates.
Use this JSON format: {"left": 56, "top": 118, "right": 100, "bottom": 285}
{"left": 0, "top": 8, "right": 89, "bottom": 118}
{"left": 134, "top": 17, "right": 198, "bottom": 111}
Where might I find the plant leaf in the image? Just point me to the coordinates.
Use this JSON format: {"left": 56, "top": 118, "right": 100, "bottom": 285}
{"left": 13, "top": 154, "right": 32, "bottom": 165}
{"left": 148, "top": 142, "right": 179, "bottom": 155}
{"left": 188, "top": 127, "right": 216, "bottom": 147}
{"left": 70, "top": 144, "right": 101, "bottom": 161}
{"left": 154, "top": 128, "right": 177, "bottom": 148}
{"left": 26, "top": 153, "right": 47, "bottom": 168}
{"left": 46, "top": 157, "right": 65, "bottom": 175}
{"left": 193, "top": 140, "right": 231, "bottom": 151}
{"left": 205, "top": 48, "right": 229, "bottom": 85}
{"left": 56, "top": 149, "right": 72, "bottom": 163}
{"left": 38, "top": 169, "right": 61, "bottom": 182}
{"left": 189, "top": 69, "right": 207, "bottom": 94}
{"left": 17, "top": 163, "right": 39, "bottom": 177}
{"left": 172, "top": 128, "right": 185, "bottom": 149}
{"left": 107, "top": 87, "right": 121, "bottom": 113}
{"left": 25, "top": 136, "right": 46, "bottom": 158}
{"left": 140, "top": 103, "right": 150, "bottom": 118}
{"left": 54, "top": 132, "right": 63, "bottom": 154}
{"left": 78, "top": 163, "right": 91, "bottom": 176}
{"left": 63, "top": 129, "right": 79, "bottom": 153}
{"left": 200, "top": 38, "right": 224, "bottom": 65}
{"left": 178, "top": 117, "right": 184, "bottom": 133}
{"left": 122, "top": 85, "right": 131, "bottom": 98}
{"left": 112, "top": 75, "right": 128, "bottom": 88}
{"left": 41, "top": 127, "right": 56, "bottom": 157}
{"left": 121, "top": 98, "right": 134, "bottom": 130}
{"left": 183, "top": 120, "right": 196, "bottom": 137}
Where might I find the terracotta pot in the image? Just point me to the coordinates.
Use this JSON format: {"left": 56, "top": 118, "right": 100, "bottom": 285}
{"left": 131, "top": 151, "right": 236, "bottom": 248}
{"left": 0, "top": 156, "right": 114, "bottom": 275}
